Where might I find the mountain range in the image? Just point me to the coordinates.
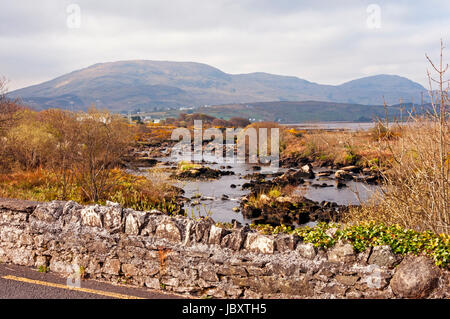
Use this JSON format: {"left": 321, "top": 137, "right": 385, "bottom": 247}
{"left": 9, "top": 60, "right": 428, "bottom": 112}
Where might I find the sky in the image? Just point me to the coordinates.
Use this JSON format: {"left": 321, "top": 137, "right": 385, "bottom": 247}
{"left": 0, "top": 0, "right": 449, "bottom": 91}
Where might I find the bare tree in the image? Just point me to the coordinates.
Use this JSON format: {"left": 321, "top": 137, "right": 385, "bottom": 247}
{"left": 75, "top": 108, "right": 135, "bottom": 202}
{"left": 0, "top": 77, "right": 21, "bottom": 135}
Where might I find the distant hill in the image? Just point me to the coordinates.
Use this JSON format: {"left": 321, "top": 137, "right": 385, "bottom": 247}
{"left": 173, "top": 101, "right": 429, "bottom": 123}
{"left": 9, "top": 60, "right": 429, "bottom": 111}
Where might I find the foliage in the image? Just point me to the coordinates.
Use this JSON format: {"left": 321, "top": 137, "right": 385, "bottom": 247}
{"left": 249, "top": 221, "right": 450, "bottom": 267}
{"left": 0, "top": 168, "right": 183, "bottom": 215}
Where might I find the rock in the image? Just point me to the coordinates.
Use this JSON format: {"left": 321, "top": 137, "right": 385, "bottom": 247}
{"left": 0, "top": 198, "right": 39, "bottom": 213}
{"left": 230, "top": 184, "right": 237, "bottom": 188}
{"left": 390, "top": 256, "right": 441, "bottom": 298}
{"left": 275, "top": 170, "right": 306, "bottom": 185}
{"left": 232, "top": 207, "right": 240, "bottom": 212}
{"left": 328, "top": 241, "right": 355, "bottom": 263}
{"left": 335, "top": 170, "right": 353, "bottom": 180}
{"left": 124, "top": 211, "right": 147, "bottom": 235}
{"left": 161, "top": 277, "right": 179, "bottom": 287}
{"left": 199, "top": 265, "right": 219, "bottom": 282}
{"left": 317, "top": 171, "right": 333, "bottom": 177}
{"left": 32, "top": 201, "right": 64, "bottom": 222}
{"left": 244, "top": 233, "right": 275, "bottom": 254}
{"left": 275, "top": 234, "right": 298, "bottom": 252}
{"left": 103, "top": 258, "right": 121, "bottom": 275}
{"left": 209, "top": 225, "right": 227, "bottom": 245}
{"left": 335, "top": 275, "right": 360, "bottom": 286}
{"left": 173, "top": 166, "right": 234, "bottom": 180}
{"left": 145, "top": 277, "right": 160, "bottom": 289}
{"left": 368, "top": 245, "right": 398, "bottom": 268}
{"left": 221, "top": 227, "right": 248, "bottom": 251}
{"left": 340, "top": 165, "right": 360, "bottom": 173}
{"left": 122, "top": 263, "right": 139, "bottom": 276}
{"left": 300, "top": 164, "right": 315, "bottom": 178}
{"left": 243, "top": 290, "right": 263, "bottom": 299}
{"left": 155, "top": 219, "right": 182, "bottom": 243}
{"left": 336, "top": 180, "right": 347, "bottom": 188}
{"left": 194, "top": 218, "right": 214, "bottom": 243}
{"left": 296, "top": 243, "right": 317, "bottom": 259}
{"left": 80, "top": 205, "right": 103, "bottom": 228}
{"left": 103, "top": 203, "right": 123, "bottom": 232}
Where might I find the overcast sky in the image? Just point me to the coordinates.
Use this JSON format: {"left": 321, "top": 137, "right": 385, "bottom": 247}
{"left": 1, "top": 0, "right": 449, "bottom": 91}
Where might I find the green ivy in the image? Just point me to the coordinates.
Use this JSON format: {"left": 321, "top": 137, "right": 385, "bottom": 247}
{"left": 248, "top": 221, "right": 450, "bottom": 267}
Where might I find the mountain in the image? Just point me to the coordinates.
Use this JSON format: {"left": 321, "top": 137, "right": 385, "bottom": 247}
{"left": 9, "top": 60, "right": 428, "bottom": 111}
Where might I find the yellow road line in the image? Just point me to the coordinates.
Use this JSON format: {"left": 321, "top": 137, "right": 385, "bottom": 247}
{"left": 2, "top": 275, "right": 145, "bottom": 299}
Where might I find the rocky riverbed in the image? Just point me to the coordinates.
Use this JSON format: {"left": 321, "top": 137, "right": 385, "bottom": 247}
{"left": 126, "top": 142, "right": 382, "bottom": 227}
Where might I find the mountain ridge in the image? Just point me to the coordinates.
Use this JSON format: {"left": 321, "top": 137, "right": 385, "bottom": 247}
{"left": 9, "top": 60, "right": 429, "bottom": 111}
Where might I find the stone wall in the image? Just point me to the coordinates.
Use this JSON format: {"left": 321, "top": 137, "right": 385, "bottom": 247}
{"left": 0, "top": 198, "right": 448, "bottom": 299}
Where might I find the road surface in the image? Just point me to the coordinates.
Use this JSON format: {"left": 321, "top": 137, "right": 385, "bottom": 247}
{"left": 0, "top": 263, "right": 186, "bottom": 299}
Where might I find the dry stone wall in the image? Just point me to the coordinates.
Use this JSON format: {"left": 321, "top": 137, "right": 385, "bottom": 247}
{"left": 0, "top": 198, "right": 448, "bottom": 299}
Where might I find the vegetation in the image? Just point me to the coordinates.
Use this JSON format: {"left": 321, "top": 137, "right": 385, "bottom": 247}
{"left": 249, "top": 221, "right": 449, "bottom": 267}
{"left": 344, "top": 43, "right": 449, "bottom": 234}
{"left": 0, "top": 87, "right": 182, "bottom": 213}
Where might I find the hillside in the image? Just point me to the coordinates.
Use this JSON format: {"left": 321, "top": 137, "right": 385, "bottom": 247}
{"left": 9, "top": 60, "right": 428, "bottom": 112}
{"left": 164, "top": 101, "right": 427, "bottom": 123}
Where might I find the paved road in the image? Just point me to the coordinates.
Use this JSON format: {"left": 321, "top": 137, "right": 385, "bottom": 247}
{"left": 0, "top": 263, "right": 186, "bottom": 299}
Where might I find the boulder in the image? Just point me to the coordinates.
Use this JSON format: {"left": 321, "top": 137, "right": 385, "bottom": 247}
{"left": 390, "top": 256, "right": 441, "bottom": 298}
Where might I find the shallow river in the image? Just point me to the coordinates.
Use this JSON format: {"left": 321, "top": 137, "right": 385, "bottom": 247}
{"left": 145, "top": 153, "right": 379, "bottom": 225}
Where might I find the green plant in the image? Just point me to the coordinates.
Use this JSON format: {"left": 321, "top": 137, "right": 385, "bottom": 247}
{"left": 250, "top": 221, "right": 450, "bottom": 267}
{"left": 38, "top": 265, "right": 49, "bottom": 273}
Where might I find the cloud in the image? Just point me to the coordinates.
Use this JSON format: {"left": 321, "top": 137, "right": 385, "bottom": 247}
{"left": 1, "top": 0, "right": 449, "bottom": 91}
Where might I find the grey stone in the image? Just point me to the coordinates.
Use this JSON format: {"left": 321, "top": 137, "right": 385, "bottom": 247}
{"left": 368, "top": 245, "right": 398, "bottom": 268}
{"left": 296, "top": 243, "right": 317, "bottom": 259}
{"left": 335, "top": 275, "right": 359, "bottom": 286}
{"left": 145, "top": 277, "right": 160, "bottom": 289}
{"left": 80, "top": 205, "right": 103, "bottom": 228}
{"left": 32, "top": 201, "right": 64, "bottom": 222}
{"left": 221, "top": 228, "right": 247, "bottom": 251}
{"left": 244, "top": 233, "right": 275, "bottom": 254}
{"left": 103, "top": 258, "right": 121, "bottom": 275}
{"left": 390, "top": 256, "right": 441, "bottom": 298}
{"left": 209, "top": 225, "right": 227, "bottom": 245}
{"left": 121, "top": 263, "right": 139, "bottom": 276}
{"left": 328, "top": 241, "right": 355, "bottom": 263}
{"left": 275, "top": 234, "right": 298, "bottom": 252}
{"left": 155, "top": 219, "right": 182, "bottom": 242}
{"left": 335, "top": 170, "right": 353, "bottom": 180}
{"left": 199, "top": 265, "right": 219, "bottom": 282}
